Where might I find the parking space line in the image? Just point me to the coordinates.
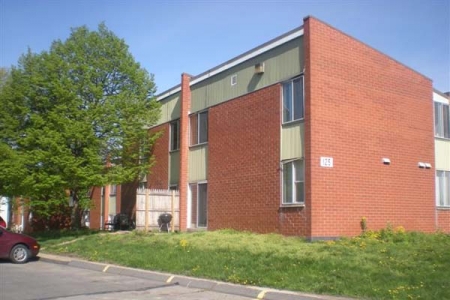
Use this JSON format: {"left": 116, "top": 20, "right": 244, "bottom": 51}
{"left": 257, "top": 290, "right": 268, "bottom": 299}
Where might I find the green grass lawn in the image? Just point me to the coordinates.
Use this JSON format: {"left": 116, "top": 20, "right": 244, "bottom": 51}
{"left": 35, "top": 228, "right": 450, "bottom": 300}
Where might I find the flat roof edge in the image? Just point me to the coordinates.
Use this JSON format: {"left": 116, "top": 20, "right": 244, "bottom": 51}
{"left": 434, "top": 88, "right": 450, "bottom": 98}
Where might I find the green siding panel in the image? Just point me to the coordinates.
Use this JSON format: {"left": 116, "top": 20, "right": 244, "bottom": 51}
{"left": 191, "top": 37, "right": 303, "bottom": 113}
{"left": 281, "top": 122, "right": 304, "bottom": 160}
{"left": 435, "top": 139, "right": 450, "bottom": 170}
{"left": 169, "top": 151, "right": 180, "bottom": 185}
{"left": 189, "top": 145, "right": 208, "bottom": 181}
{"left": 158, "top": 93, "right": 181, "bottom": 125}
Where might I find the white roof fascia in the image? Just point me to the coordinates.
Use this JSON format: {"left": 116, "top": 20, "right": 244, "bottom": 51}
{"left": 433, "top": 91, "right": 449, "bottom": 104}
{"left": 157, "top": 28, "right": 304, "bottom": 101}
{"left": 157, "top": 86, "right": 181, "bottom": 101}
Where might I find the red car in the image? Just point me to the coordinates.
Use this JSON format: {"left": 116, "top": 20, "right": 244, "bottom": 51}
{"left": 0, "top": 227, "right": 40, "bottom": 263}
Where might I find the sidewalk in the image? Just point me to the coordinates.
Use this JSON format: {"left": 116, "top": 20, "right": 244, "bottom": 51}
{"left": 39, "top": 253, "right": 354, "bottom": 300}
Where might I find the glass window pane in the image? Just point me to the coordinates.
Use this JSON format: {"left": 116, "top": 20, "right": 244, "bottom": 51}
{"left": 294, "top": 160, "right": 304, "bottom": 182}
{"left": 434, "top": 103, "right": 441, "bottom": 137}
{"left": 437, "top": 171, "right": 445, "bottom": 206}
{"left": 443, "top": 105, "right": 450, "bottom": 138}
{"left": 293, "top": 78, "right": 304, "bottom": 120}
{"left": 445, "top": 172, "right": 450, "bottom": 206}
{"left": 109, "top": 196, "right": 116, "bottom": 215}
{"left": 190, "top": 115, "right": 198, "bottom": 145}
{"left": 197, "top": 183, "right": 208, "bottom": 227}
{"left": 436, "top": 171, "right": 441, "bottom": 206}
{"left": 283, "top": 162, "right": 293, "bottom": 203}
{"left": 283, "top": 82, "right": 292, "bottom": 123}
{"left": 295, "top": 182, "right": 304, "bottom": 203}
{"left": 170, "top": 121, "right": 179, "bottom": 150}
{"left": 199, "top": 112, "right": 208, "bottom": 144}
{"left": 110, "top": 185, "right": 117, "bottom": 195}
{"left": 189, "top": 183, "right": 197, "bottom": 227}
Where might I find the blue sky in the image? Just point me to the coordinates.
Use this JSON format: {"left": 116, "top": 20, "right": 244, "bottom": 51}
{"left": 1, "top": 0, "right": 449, "bottom": 93}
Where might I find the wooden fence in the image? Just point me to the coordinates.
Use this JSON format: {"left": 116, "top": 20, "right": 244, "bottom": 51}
{"left": 135, "top": 188, "right": 179, "bottom": 232}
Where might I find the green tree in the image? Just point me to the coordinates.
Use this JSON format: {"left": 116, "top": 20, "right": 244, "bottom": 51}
{"left": 0, "top": 67, "right": 9, "bottom": 87}
{"left": 0, "top": 24, "right": 160, "bottom": 228}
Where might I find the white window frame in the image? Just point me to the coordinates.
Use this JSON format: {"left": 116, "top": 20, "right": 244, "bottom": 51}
{"left": 282, "top": 76, "right": 304, "bottom": 124}
{"left": 436, "top": 170, "right": 450, "bottom": 207}
{"left": 281, "top": 159, "right": 305, "bottom": 205}
{"left": 170, "top": 119, "right": 180, "bottom": 151}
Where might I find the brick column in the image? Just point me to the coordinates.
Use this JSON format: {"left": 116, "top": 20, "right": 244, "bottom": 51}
{"left": 302, "top": 16, "right": 313, "bottom": 238}
{"left": 179, "top": 73, "right": 191, "bottom": 231}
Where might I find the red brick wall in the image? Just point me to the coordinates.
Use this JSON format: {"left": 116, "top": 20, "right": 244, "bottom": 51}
{"left": 11, "top": 197, "right": 31, "bottom": 232}
{"left": 208, "top": 84, "right": 309, "bottom": 234}
{"left": 120, "top": 181, "right": 139, "bottom": 220}
{"left": 148, "top": 124, "right": 169, "bottom": 189}
{"left": 437, "top": 210, "right": 450, "bottom": 232}
{"left": 304, "top": 16, "right": 435, "bottom": 238}
{"left": 89, "top": 187, "right": 102, "bottom": 229}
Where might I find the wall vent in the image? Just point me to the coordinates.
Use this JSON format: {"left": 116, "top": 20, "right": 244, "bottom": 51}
{"left": 231, "top": 74, "right": 237, "bottom": 86}
{"left": 255, "top": 62, "right": 265, "bottom": 74}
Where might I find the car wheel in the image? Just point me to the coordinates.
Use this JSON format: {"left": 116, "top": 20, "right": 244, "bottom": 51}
{"left": 10, "top": 244, "right": 30, "bottom": 264}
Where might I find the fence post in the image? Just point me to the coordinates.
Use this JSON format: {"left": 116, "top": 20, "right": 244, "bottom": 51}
{"left": 145, "top": 188, "right": 149, "bottom": 232}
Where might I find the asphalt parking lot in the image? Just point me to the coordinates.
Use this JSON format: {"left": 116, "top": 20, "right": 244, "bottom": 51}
{"left": 0, "top": 254, "right": 352, "bottom": 300}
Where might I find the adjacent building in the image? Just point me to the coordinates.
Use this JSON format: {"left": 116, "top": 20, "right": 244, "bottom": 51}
{"left": 434, "top": 90, "right": 450, "bottom": 233}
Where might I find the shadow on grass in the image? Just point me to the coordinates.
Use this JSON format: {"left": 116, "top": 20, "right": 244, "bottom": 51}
{"left": 31, "top": 228, "right": 101, "bottom": 244}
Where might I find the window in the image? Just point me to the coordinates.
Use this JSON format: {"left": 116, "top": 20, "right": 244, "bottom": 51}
{"left": 436, "top": 171, "right": 450, "bottom": 207}
{"left": 170, "top": 120, "right": 180, "bottom": 151}
{"left": 283, "top": 76, "right": 304, "bottom": 123}
{"left": 190, "top": 111, "right": 208, "bottom": 145}
{"left": 282, "top": 160, "right": 304, "bottom": 204}
{"left": 434, "top": 102, "right": 450, "bottom": 139}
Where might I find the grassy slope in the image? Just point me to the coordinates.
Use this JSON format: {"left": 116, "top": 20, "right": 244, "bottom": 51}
{"left": 36, "top": 229, "right": 450, "bottom": 300}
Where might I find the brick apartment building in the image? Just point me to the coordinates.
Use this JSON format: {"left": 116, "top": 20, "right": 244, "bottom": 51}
{"left": 84, "top": 16, "right": 450, "bottom": 239}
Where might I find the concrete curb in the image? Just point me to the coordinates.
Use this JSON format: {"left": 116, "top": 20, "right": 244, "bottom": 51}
{"left": 38, "top": 253, "right": 353, "bottom": 300}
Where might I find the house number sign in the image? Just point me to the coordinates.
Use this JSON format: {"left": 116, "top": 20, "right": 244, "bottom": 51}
{"left": 320, "top": 157, "right": 333, "bottom": 168}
